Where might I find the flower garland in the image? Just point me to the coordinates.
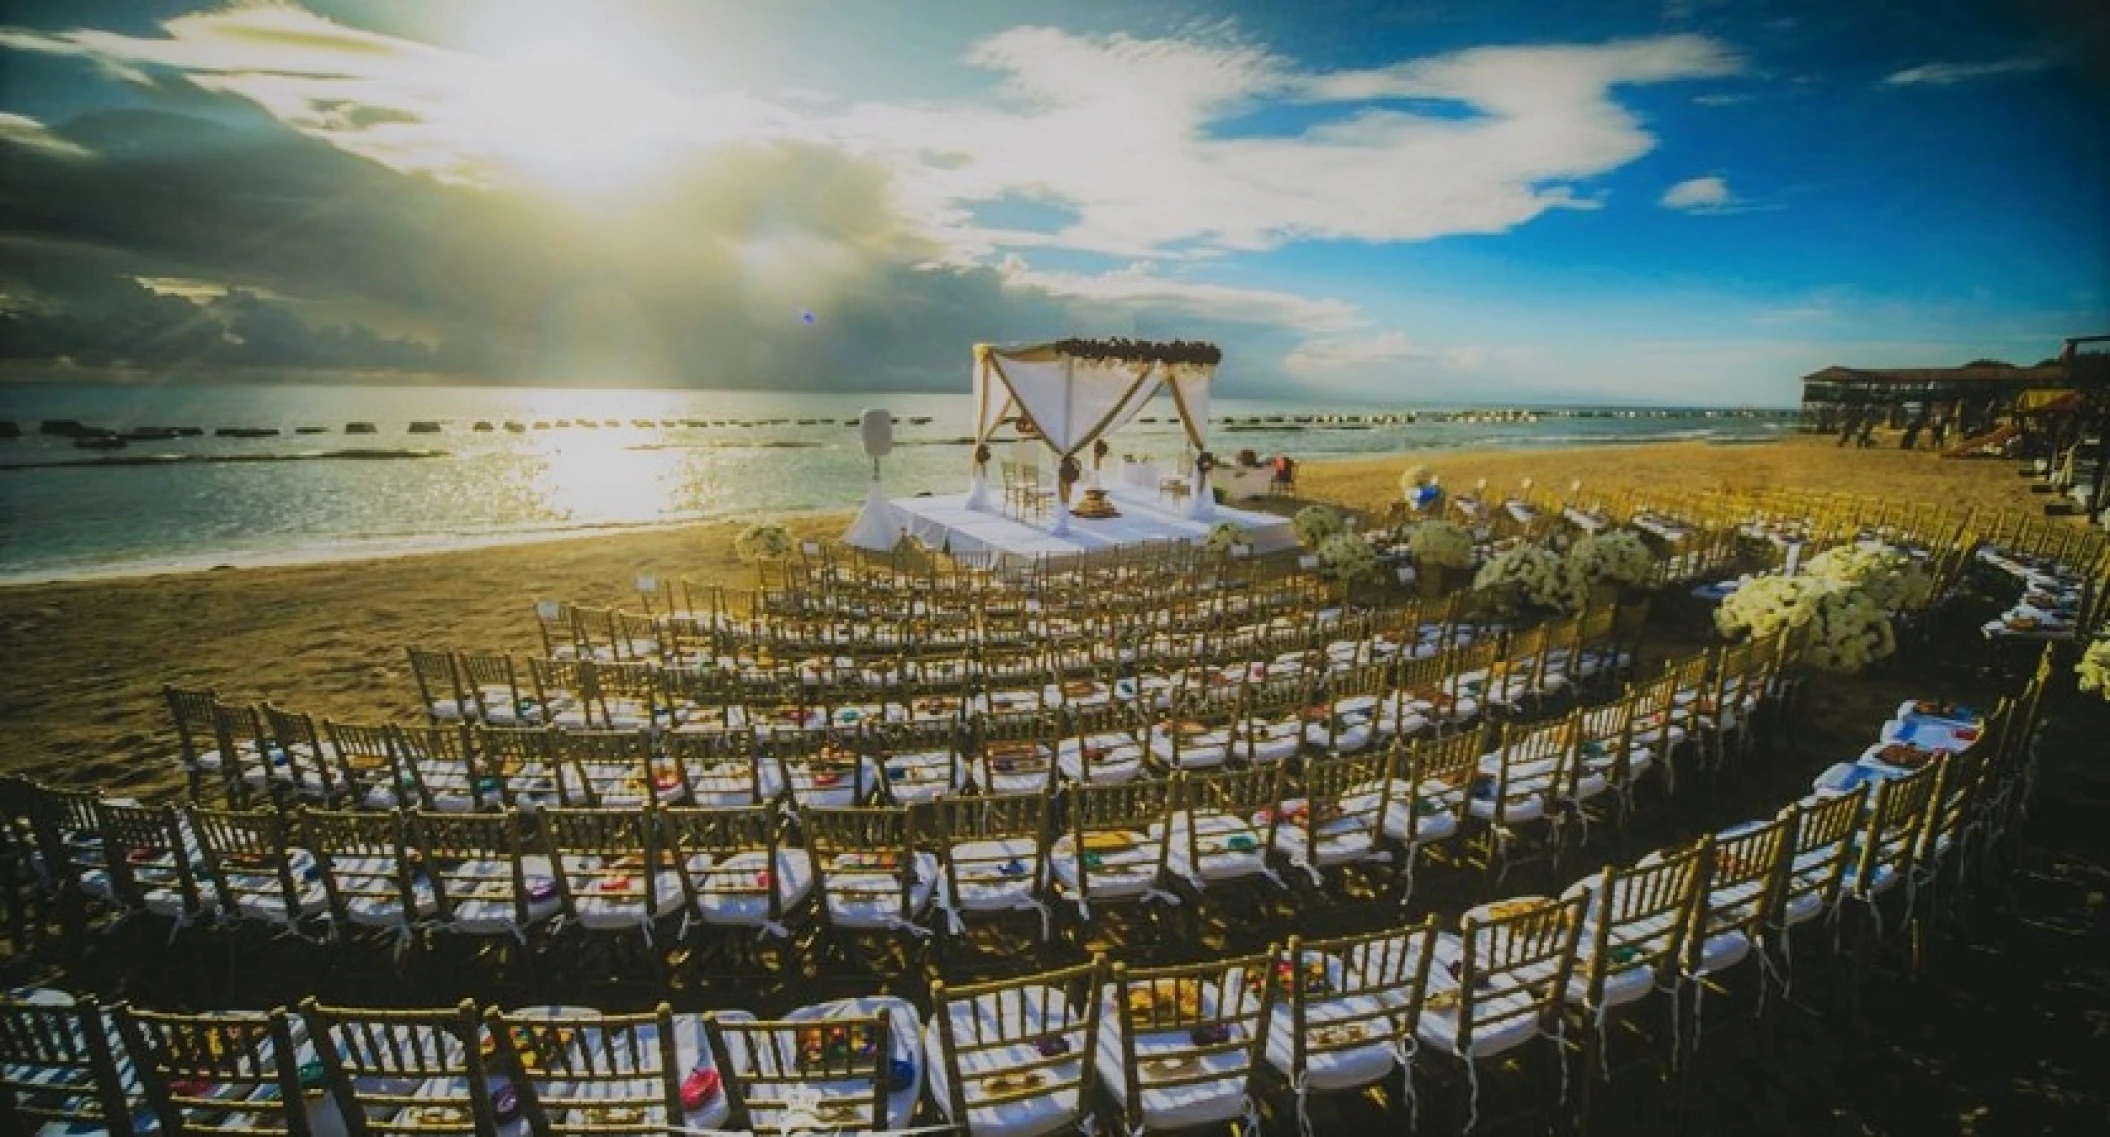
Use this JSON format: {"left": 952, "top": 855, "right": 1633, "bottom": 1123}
{"left": 1407, "top": 520, "right": 1475, "bottom": 569}
{"left": 1315, "top": 532, "right": 1380, "bottom": 583}
{"left": 972, "top": 443, "right": 992, "bottom": 469}
{"left": 1292, "top": 505, "right": 1346, "bottom": 549}
{"left": 1204, "top": 521, "right": 1251, "bottom": 555}
{"left": 1474, "top": 544, "right": 1585, "bottom": 613}
{"left": 1049, "top": 338, "right": 1222, "bottom": 366}
{"left": 2077, "top": 633, "right": 2110, "bottom": 701}
{"left": 1803, "top": 543, "right": 1932, "bottom": 610}
{"left": 733, "top": 522, "right": 792, "bottom": 562}
{"left": 1194, "top": 451, "right": 1219, "bottom": 476}
{"left": 1567, "top": 529, "right": 1659, "bottom": 589}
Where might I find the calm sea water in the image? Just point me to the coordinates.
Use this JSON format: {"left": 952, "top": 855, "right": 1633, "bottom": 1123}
{"left": 0, "top": 383, "right": 1793, "bottom": 581}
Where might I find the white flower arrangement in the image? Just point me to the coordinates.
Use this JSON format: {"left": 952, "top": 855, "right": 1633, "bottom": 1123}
{"left": 1567, "top": 529, "right": 1659, "bottom": 589}
{"left": 1203, "top": 521, "right": 1251, "bottom": 555}
{"left": 1399, "top": 464, "right": 1433, "bottom": 498}
{"left": 1408, "top": 520, "right": 1476, "bottom": 569}
{"left": 2077, "top": 635, "right": 2110, "bottom": 701}
{"left": 1293, "top": 505, "right": 1347, "bottom": 549}
{"left": 1474, "top": 543, "right": 1585, "bottom": 612}
{"left": 1803, "top": 543, "right": 1932, "bottom": 610}
{"left": 1714, "top": 575, "right": 1814, "bottom": 643}
{"left": 1800, "top": 582, "right": 1898, "bottom": 673}
{"left": 1315, "top": 531, "right": 1380, "bottom": 583}
{"left": 733, "top": 522, "right": 793, "bottom": 561}
{"left": 1714, "top": 575, "right": 1897, "bottom": 673}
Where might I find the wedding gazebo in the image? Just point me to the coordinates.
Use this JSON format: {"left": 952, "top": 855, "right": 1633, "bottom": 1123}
{"left": 965, "top": 338, "right": 1220, "bottom": 533}
{"left": 851, "top": 338, "right": 1296, "bottom": 562}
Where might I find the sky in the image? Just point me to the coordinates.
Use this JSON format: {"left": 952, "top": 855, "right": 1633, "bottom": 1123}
{"left": 0, "top": 1, "right": 2104, "bottom": 406}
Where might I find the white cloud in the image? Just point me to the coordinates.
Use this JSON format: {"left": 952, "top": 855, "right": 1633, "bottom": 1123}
{"left": 1881, "top": 56, "right": 2051, "bottom": 86}
{"left": 0, "top": 112, "right": 91, "bottom": 159}
{"left": 1660, "top": 175, "right": 1732, "bottom": 211}
{"left": 0, "top": 6, "right": 1750, "bottom": 391}
{"left": 997, "top": 256, "right": 1363, "bottom": 333}
{"left": 1284, "top": 332, "right": 1426, "bottom": 376}
{"left": 2, "top": 8, "right": 1741, "bottom": 259}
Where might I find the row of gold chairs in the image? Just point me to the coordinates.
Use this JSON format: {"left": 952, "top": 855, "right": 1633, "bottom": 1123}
{"left": 4, "top": 647, "right": 2051, "bottom": 1135}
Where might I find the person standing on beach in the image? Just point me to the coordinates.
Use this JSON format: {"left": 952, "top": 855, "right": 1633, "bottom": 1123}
{"left": 1838, "top": 408, "right": 1861, "bottom": 447}
{"left": 1902, "top": 412, "right": 1927, "bottom": 450}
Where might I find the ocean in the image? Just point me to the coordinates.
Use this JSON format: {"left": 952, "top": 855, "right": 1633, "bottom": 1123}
{"left": 0, "top": 383, "right": 1795, "bottom": 582}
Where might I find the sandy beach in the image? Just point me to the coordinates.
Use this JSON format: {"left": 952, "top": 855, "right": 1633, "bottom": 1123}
{"left": 4, "top": 433, "right": 2107, "bottom": 1133}
{"left": 0, "top": 435, "right": 2060, "bottom": 794}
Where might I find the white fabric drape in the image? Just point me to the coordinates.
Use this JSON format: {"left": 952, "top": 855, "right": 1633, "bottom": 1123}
{"left": 842, "top": 478, "right": 901, "bottom": 551}
{"left": 968, "top": 343, "right": 1217, "bottom": 532}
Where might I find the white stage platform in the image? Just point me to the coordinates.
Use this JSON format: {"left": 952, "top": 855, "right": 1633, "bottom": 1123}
{"left": 890, "top": 485, "right": 1296, "bottom": 563}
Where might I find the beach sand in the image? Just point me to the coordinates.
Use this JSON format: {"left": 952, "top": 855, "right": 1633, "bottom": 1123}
{"left": 0, "top": 436, "right": 2056, "bottom": 795}
{"left": 3, "top": 434, "right": 2105, "bottom": 1133}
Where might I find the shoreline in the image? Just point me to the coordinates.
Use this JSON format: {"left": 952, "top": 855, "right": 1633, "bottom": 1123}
{"left": 0, "top": 431, "right": 1800, "bottom": 588}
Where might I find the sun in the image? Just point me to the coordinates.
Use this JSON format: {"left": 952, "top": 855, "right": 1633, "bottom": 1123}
{"left": 454, "top": 9, "right": 694, "bottom": 202}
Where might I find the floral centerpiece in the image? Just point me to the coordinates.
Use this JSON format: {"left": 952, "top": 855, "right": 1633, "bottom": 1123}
{"left": 1714, "top": 576, "right": 1898, "bottom": 673}
{"left": 1713, "top": 575, "right": 1813, "bottom": 643}
{"left": 1315, "top": 531, "right": 1379, "bottom": 584}
{"left": 1408, "top": 521, "right": 1475, "bottom": 568}
{"left": 1474, "top": 543, "right": 1584, "bottom": 614}
{"left": 733, "top": 522, "right": 792, "bottom": 562}
{"left": 1406, "top": 519, "right": 1475, "bottom": 597}
{"left": 1802, "top": 543, "right": 1933, "bottom": 611}
{"left": 1567, "top": 529, "right": 1660, "bottom": 608}
{"left": 2076, "top": 634, "right": 2110, "bottom": 702}
{"left": 1203, "top": 521, "right": 1251, "bottom": 555}
{"left": 1292, "top": 504, "right": 1347, "bottom": 549}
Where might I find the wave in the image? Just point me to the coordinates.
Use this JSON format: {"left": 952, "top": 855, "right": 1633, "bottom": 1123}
{"left": 623, "top": 440, "right": 827, "bottom": 451}
{"left": 0, "top": 448, "right": 448, "bottom": 472}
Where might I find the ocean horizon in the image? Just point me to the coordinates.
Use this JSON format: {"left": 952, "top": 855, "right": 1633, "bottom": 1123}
{"left": 0, "top": 382, "right": 1795, "bottom": 583}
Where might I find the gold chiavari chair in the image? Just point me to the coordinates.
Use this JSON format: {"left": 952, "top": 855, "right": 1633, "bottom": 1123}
{"left": 189, "top": 804, "right": 330, "bottom": 938}
{"left": 118, "top": 1005, "right": 316, "bottom": 1136}
{"left": 1382, "top": 733, "right": 1479, "bottom": 907}
{"left": 1772, "top": 786, "right": 1869, "bottom": 994}
{"left": 802, "top": 804, "right": 939, "bottom": 964}
{"left": 1098, "top": 954, "right": 1275, "bottom": 1135}
{"left": 1050, "top": 779, "right": 1179, "bottom": 942}
{"left": 305, "top": 806, "right": 431, "bottom": 955}
{"left": 925, "top": 958, "right": 1106, "bottom": 1137}
{"left": 300, "top": 998, "right": 506, "bottom": 1137}
{"left": 321, "top": 719, "right": 407, "bottom": 810}
{"left": 661, "top": 805, "right": 813, "bottom": 957}
{"left": 0, "top": 993, "right": 142, "bottom": 1136}
{"left": 702, "top": 1009, "right": 899, "bottom": 1133}
{"left": 1417, "top": 895, "right": 1586, "bottom": 1134}
{"left": 164, "top": 683, "right": 233, "bottom": 802}
{"left": 1269, "top": 921, "right": 1438, "bottom": 1132}
{"left": 1560, "top": 842, "right": 1704, "bottom": 1095}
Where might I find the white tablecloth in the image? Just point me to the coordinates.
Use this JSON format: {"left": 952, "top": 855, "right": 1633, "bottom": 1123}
{"left": 1120, "top": 461, "right": 1162, "bottom": 489}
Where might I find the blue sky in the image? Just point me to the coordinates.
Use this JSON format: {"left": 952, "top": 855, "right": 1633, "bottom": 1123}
{"left": 0, "top": 0, "right": 2103, "bottom": 405}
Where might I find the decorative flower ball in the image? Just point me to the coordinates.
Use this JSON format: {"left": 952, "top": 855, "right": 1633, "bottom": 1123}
{"left": 1567, "top": 529, "right": 1658, "bottom": 589}
{"left": 2076, "top": 635, "right": 2110, "bottom": 702}
{"left": 1473, "top": 543, "right": 1585, "bottom": 612}
{"left": 734, "top": 522, "right": 793, "bottom": 562}
{"left": 1204, "top": 521, "right": 1251, "bottom": 554}
{"left": 1293, "top": 505, "right": 1347, "bottom": 549}
{"left": 1407, "top": 521, "right": 1476, "bottom": 569}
